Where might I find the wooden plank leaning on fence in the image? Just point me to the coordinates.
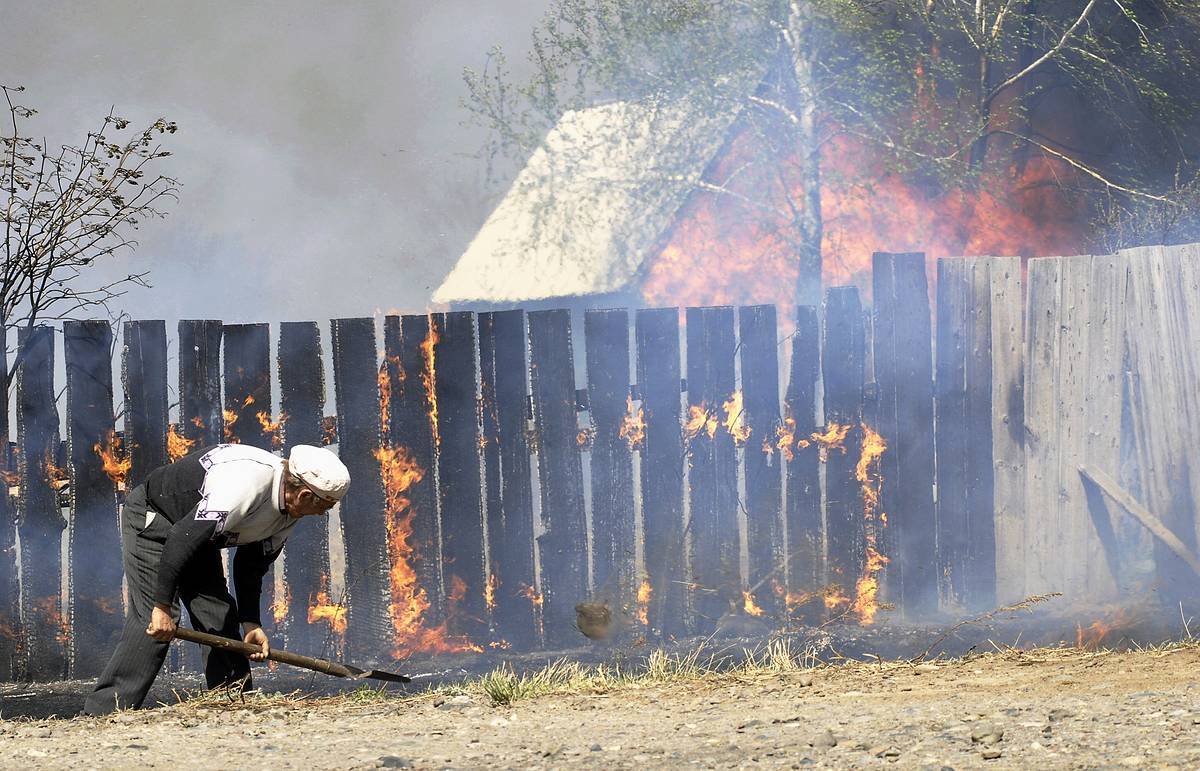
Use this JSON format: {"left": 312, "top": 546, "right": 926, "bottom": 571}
{"left": 685, "top": 306, "right": 740, "bottom": 629}
{"left": 0, "top": 329, "right": 16, "bottom": 681}
{"left": 277, "top": 321, "right": 333, "bottom": 656}
{"left": 635, "top": 308, "right": 687, "bottom": 638}
{"left": 16, "top": 326, "right": 66, "bottom": 680}
{"left": 64, "top": 320, "right": 122, "bottom": 678}
{"left": 739, "top": 305, "right": 784, "bottom": 618}
{"left": 479, "top": 310, "right": 539, "bottom": 648}
{"left": 872, "top": 253, "right": 937, "bottom": 616}
{"left": 584, "top": 309, "right": 636, "bottom": 615}
{"left": 784, "top": 306, "right": 821, "bottom": 622}
{"left": 330, "top": 318, "right": 391, "bottom": 660}
{"left": 1023, "top": 255, "right": 1122, "bottom": 604}
{"left": 528, "top": 309, "right": 588, "bottom": 649}
{"left": 433, "top": 312, "right": 488, "bottom": 643}
{"left": 1122, "top": 243, "right": 1200, "bottom": 603}
{"left": 822, "top": 288, "right": 865, "bottom": 602}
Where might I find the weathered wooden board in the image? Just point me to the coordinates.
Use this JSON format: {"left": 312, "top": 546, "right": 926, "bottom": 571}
{"left": 479, "top": 310, "right": 538, "bottom": 648}
{"left": 635, "top": 308, "right": 687, "bottom": 637}
{"left": 330, "top": 317, "right": 391, "bottom": 659}
{"left": 15, "top": 326, "right": 66, "bottom": 680}
{"left": 433, "top": 312, "right": 488, "bottom": 643}
{"left": 64, "top": 321, "right": 122, "bottom": 678}
{"left": 935, "top": 259, "right": 970, "bottom": 606}
{"left": 0, "top": 332, "right": 16, "bottom": 680}
{"left": 584, "top": 309, "right": 636, "bottom": 611}
{"left": 739, "top": 305, "right": 783, "bottom": 617}
{"left": 1122, "top": 244, "right": 1200, "bottom": 602}
{"left": 528, "top": 310, "right": 587, "bottom": 648}
{"left": 784, "top": 306, "right": 821, "bottom": 619}
{"left": 685, "top": 306, "right": 739, "bottom": 627}
{"left": 872, "top": 254, "right": 936, "bottom": 615}
{"left": 277, "top": 321, "right": 331, "bottom": 655}
{"left": 822, "top": 288, "right": 865, "bottom": 596}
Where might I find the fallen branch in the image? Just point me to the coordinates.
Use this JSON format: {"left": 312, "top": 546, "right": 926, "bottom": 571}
{"left": 909, "top": 592, "right": 1063, "bottom": 664}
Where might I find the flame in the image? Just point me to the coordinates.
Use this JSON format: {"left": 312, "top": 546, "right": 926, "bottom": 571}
{"left": 190, "top": 416, "right": 205, "bottom": 430}
{"left": 722, "top": 390, "right": 751, "bottom": 445}
{"left": 851, "top": 423, "right": 889, "bottom": 624}
{"left": 308, "top": 588, "right": 347, "bottom": 637}
{"left": 420, "top": 316, "right": 441, "bottom": 450}
{"left": 636, "top": 578, "right": 651, "bottom": 626}
{"left": 485, "top": 573, "right": 498, "bottom": 612}
{"left": 256, "top": 411, "right": 285, "bottom": 451}
{"left": 167, "top": 424, "right": 197, "bottom": 462}
{"left": 93, "top": 430, "right": 131, "bottom": 490}
{"left": 271, "top": 583, "right": 291, "bottom": 625}
{"left": 321, "top": 415, "right": 337, "bottom": 446}
{"left": 44, "top": 453, "right": 68, "bottom": 492}
{"left": 33, "top": 595, "right": 68, "bottom": 645}
{"left": 519, "top": 583, "right": 544, "bottom": 608}
{"left": 823, "top": 585, "right": 850, "bottom": 610}
{"left": 488, "top": 639, "right": 512, "bottom": 650}
{"left": 684, "top": 404, "right": 719, "bottom": 441}
{"left": 797, "top": 423, "right": 851, "bottom": 462}
{"left": 222, "top": 409, "right": 239, "bottom": 442}
{"left": 773, "top": 416, "right": 797, "bottom": 462}
{"left": 576, "top": 427, "right": 594, "bottom": 448}
{"left": 742, "top": 590, "right": 765, "bottom": 617}
{"left": 619, "top": 396, "right": 646, "bottom": 450}
{"left": 1075, "top": 608, "right": 1136, "bottom": 650}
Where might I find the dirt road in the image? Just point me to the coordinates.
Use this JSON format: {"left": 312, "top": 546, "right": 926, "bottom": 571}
{"left": 1, "top": 643, "right": 1198, "bottom": 769}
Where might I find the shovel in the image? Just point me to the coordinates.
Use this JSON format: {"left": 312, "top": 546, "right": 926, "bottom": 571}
{"left": 173, "top": 627, "right": 412, "bottom": 683}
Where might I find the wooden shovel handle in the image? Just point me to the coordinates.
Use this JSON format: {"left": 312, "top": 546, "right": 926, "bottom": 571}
{"left": 172, "top": 626, "right": 356, "bottom": 679}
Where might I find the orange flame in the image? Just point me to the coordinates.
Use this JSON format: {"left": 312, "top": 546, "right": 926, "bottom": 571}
{"left": 619, "top": 396, "right": 646, "bottom": 451}
{"left": 33, "top": 595, "right": 69, "bottom": 645}
{"left": 742, "top": 590, "right": 765, "bottom": 617}
{"left": 167, "top": 424, "right": 197, "bottom": 462}
{"left": 320, "top": 416, "right": 337, "bottom": 446}
{"left": 519, "top": 583, "right": 544, "bottom": 608}
{"left": 420, "top": 316, "right": 441, "bottom": 450}
{"left": 308, "top": 588, "right": 347, "bottom": 637}
{"left": 772, "top": 416, "right": 797, "bottom": 462}
{"left": 576, "top": 427, "right": 594, "bottom": 448}
{"left": 44, "top": 453, "right": 68, "bottom": 492}
{"left": 93, "top": 430, "right": 131, "bottom": 489}
{"left": 684, "top": 404, "right": 719, "bottom": 441}
{"left": 256, "top": 411, "right": 285, "bottom": 451}
{"left": 851, "top": 423, "right": 889, "bottom": 625}
{"left": 222, "top": 409, "right": 239, "bottom": 443}
{"left": 797, "top": 423, "right": 851, "bottom": 462}
{"left": 485, "top": 573, "right": 498, "bottom": 612}
{"left": 636, "top": 578, "right": 652, "bottom": 626}
{"left": 1075, "top": 608, "right": 1136, "bottom": 650}
{"left": 722, "top": 390, "right": 751, "bottom": 446}
{"left": 823, "top": 585, "right": 850, "bottom": 610}
{"left": 271, "top": 583, "right": 291, "bottom": 626}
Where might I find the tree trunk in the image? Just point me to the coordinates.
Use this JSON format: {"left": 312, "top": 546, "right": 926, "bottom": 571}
{"left": 969, "top": 51, "right": 993, "bottom": 169}
{"left": 787, "top": 0, "right": 823, "bottom": 308}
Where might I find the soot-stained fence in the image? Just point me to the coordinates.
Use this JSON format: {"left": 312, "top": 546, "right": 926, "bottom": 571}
{"left": 1, "top": 246, "right": 1199, "bottom": 680}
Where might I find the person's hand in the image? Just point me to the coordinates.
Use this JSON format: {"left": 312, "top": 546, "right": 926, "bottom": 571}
{"left": 242, "top": 623, "right": 270, "bottom": 662}
{"left": 146, "top": 604, "right": 176, "bottom": 641}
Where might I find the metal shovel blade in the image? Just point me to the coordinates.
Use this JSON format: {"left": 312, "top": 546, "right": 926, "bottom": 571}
{"left": 345, "top": 664, "right": 412, "bottom": 683}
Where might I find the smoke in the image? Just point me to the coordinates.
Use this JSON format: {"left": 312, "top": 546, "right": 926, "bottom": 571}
{"left": 0, "top": 0, "right": 551, "bottom": 323}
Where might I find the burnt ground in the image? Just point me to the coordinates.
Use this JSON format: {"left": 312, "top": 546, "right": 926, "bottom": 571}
{"left": 0, "top": 607, "right": 1196, "bottom": 768}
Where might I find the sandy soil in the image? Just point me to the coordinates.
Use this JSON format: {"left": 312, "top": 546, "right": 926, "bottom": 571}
{"left": 1, "top": 643, "right": 1198, "bottom": 770}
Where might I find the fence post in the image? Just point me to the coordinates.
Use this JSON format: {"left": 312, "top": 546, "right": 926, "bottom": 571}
{"left": 784, "top": 306, "right": 821, "bottom": 620}
{"left": 0, "top": 329, "right": 15, "bottom": 680}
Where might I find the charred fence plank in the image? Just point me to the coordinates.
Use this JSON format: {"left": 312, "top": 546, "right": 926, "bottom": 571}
{"left": 584, "top": 309, "right": 636, "bottom": 613}
{"left": 64, "top": 321, "right": 122, "bottom": 678}
{"left": 277, "top": 322, "right": 331, "bottom": 655}
{"left": 178, "top": 320, "right": 224, "bottom": 449}
{"left": 739, "top": 305, "right": 783, "bottom": 617}
{"left": 122, "top": 321, "right": 168, "bottom": 491}
{"left": 479, "top": 310, "right": 538, "bottom": 648}
{"left": 433, "top": 312, "right": 487, "bottom": 644}
{"left": 784, "top": 307, "right": 821, "bottom": 620}
{"left": 685, "top": 306, "right": 739, "bottom": 629}
{"left": 528, "top": 310, "right": 587, "bottom": 648}
{"left": 635, "top": 309, "right": 687, "bottom": 637}
{"left": 330, "top": 318, "right": 391, "bottom": 660}
{"left": 872, "top": 253, "right": 937, "bottom": 616}
{"left": 822, "top": 288, "right": 865, "bottom": 600}
{"left": 16, "top": 326, "right": 66, "bottom": 680}
{"left": 0, "top": 332, "right": 15, "bottom": 680}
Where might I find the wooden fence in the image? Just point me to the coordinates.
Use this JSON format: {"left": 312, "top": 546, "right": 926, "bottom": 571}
{"left": 0, "top": 246, "right": 1198, "bottom": 681}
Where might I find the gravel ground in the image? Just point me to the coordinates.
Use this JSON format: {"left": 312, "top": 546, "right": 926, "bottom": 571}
{"left": 0, "top": 642, "right": 1198, "bottom": 769}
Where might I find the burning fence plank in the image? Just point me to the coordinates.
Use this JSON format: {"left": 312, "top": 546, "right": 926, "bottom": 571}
{"left": 278, "top": 321, "right": 334, "bottom": 656}
{"left": 331, "top": 317, "right": 392, "bottom": 660}
{"left": 822, "top": 288, "right": 866, "bottom": 606}
{"left": 0, "top": 335, "right": 16, "bottom": 680}
{"left": 16, "top": 326, "right": 67, "bottom": 680}
{"left": 784, "top": 307, "right": 822, "bottom": 620}
{"left": 478, "top": 310, "right": 539, "bottom": 649}
{"left": 64, "top": 321, "right": 123, "bottom": 678}
{"left": 584, "top": 309, "right": 637, "bottom": 615}
{"left": 740, "top": 305, "right": 784, "bottom": 619}
{"left": 122, "top": 321, "right": 169, "bottom": 491}
{"left": 528, "top": 310, "right": 588, "bottom": 648}
{"left": 685, "top": 306, "right": 740, "bottom": 629}
{"left": 872, "top": 253, "right": 937, "bottom": 616}
{"left": 635, "top": 308, "right": 687, "bottom": 637}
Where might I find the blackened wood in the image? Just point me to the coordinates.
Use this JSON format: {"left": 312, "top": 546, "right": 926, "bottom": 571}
{"left": 872, "top": 254, "right": 937, "bottom": 616}
{"left": 478, "top": 311, "right": 538, "bottom": 648}
{"left": 739, "top": 305, "right": 783, "bottom": 616}
{"left": 16, "top": 326, "right": 66, "bottom": 680}
{"left": 64, "top": 321, "right": 122, "bottom": 678}
{"left": 685, "top": 306, "right": 739, "bottom": 627}
{"left": 821, "top": 288, "right": 865, "bottom": 596}
{"left": 178, "top": 321, "right": 224, "bottom": 447}
{"left": 784, "top": 306, "right": 821, "bottom": 620}
{"left": 330, "top": 318, "right": 391, "bottom": 659}
{"left": 528, "top": 310, "right": 587, "bottom": 648}
{"left": 0, "top": 332, "right": 15, "bottom": 680}
{"left": 635, "top": 308, "right": 687, "bottom": 637}
{"left": 433, "top": 312, "right": 487, "bottom": 642}
{"left": 583, "top": 309, "right": 636, "bottom": 611}
{"left": 387, "top": 315, "right": 444, "bottom": 631}
{"left": 122, "top": 321, "right": 168, "bottom": 490}
{"left": 277, "top": 322, "right": 330, "bottom": 655}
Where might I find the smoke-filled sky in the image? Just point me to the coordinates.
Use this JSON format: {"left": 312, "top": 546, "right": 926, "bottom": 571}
{"left": 1, "top": 0, "right": 550, "bottom": 324}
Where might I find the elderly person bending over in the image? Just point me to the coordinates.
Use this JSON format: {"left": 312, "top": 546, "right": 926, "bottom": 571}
{"left": 84, "top": 443, "right": 350, "bottom": 715}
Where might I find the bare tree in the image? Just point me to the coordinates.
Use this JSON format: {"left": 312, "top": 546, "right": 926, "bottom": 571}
{"left": 1, "top": 85, "right": 178, "bottom": 386}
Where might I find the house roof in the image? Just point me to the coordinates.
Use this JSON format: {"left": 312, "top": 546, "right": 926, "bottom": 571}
{"left": 432, "top": 99, "right": 740, "bottom": 305}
